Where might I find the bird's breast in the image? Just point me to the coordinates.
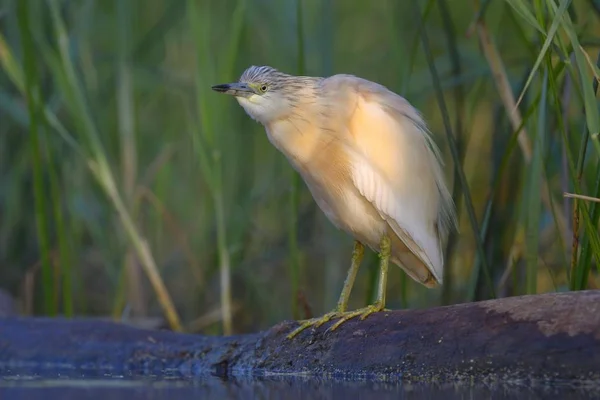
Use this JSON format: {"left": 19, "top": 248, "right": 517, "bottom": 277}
{"left": 265, "top": 121, "right": 386, "bottom": 246}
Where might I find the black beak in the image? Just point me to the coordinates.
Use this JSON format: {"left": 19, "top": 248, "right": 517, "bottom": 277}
{"left": 211, "top": 82, "right": 253, "bottom": 97}
{"left": 211, "top": 84, "right": 232, "bottom": 93}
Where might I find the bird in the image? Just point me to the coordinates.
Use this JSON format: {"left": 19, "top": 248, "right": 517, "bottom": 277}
{"left": 212, "top": 65, "right": 457, "bottom": 339}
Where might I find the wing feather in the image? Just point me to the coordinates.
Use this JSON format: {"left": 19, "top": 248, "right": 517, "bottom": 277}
{"left": 324, "top": 75, "right": 456, "bottom": 284}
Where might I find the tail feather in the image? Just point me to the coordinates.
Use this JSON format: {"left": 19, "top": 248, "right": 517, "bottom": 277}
{"left": 388, "top": 228, "right": 440, "bottom": 288}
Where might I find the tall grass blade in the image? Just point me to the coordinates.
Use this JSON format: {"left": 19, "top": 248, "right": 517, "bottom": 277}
{"left": 17, "top": 0, "right": 56, "bottom": 315}
{"left": 545, "top": 52, "right": 575, "bottom": 281}
{"left": 223, "top": 0, "right": 247, "bottom": 80}
{"left": 1, "top": 30, "right": 90, "bottom": 315}
{"left": 0, "top": 35, "right": 25, "bottom": 91}
{"left": 504, "top": 0, "right": 545, "bottom": 34}
{"left": 187, "top": 0, "right": 247, "bottom": 334}
{"left": 571, "top": 51, "right": 600, "bottom": 289}
{"left": 287, "top": 0, "right": 305, "bottom": 320}
{"left": 436, "top": 0, "right": 465, "bottom": 305}
{"left": 473, "top": 2, "right": 569, "bottom": 260}
{"left": 415, "top": 2, "right": 496, "bottom": 298}
{"left": 514, "top": 0, "right": 571, "bottom": 108}
{"left": 469, "top": 96, "right": 540, "bottom": 300}
{"left": 564, "top": 193, "right": 600, "bottom": 203}
{"left": 402, "top": 0, "right": 435, "bottom": 95}
{"left": 545, "top": 2, "right": 600, "bottom": 158}
{"left": 46, "top": 0, "right": 182, "bottom": 330}
{"left": 47, "top": 132, "right": 73, "bottom": 316}
{"left": 1, "top": 31, "right": 85, "bottom": 156}
{"left": 528, "top": 1, "right": 600, "bottom": 288}
{"left": 525, "top": 69, "right": 548, "bottom": 295}
{"left": 116, "top": 0, "right": 145, "bottom": 317}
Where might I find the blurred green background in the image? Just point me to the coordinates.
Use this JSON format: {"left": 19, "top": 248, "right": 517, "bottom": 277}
{"left": 1, "top": 0, "right": 599, "bottom": 335}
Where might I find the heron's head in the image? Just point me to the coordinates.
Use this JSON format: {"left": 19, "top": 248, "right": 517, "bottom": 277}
{"left": 212, "top": 65, "right": 321, "bottom": 125}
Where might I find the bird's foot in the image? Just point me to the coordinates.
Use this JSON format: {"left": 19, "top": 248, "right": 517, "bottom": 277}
{"left": 326, "top": 302, "right": 389, "bottom": 332}
{"left": 286, "top": 303, "right": 390, "bottom": 339}
{"left": 286, "top": 309, "right": 344, "bottom": 339}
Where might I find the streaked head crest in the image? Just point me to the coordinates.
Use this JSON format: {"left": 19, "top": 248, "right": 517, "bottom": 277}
{"left": 240, "top": 65, "right": 283, "bottom": 83}
{"left": 239, "top": 65, "right": 296, "bottom": 93}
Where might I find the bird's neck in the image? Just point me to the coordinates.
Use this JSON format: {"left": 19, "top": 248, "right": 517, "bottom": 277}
{"left": 264, "top": 109, "right": 325, "bottom": 170}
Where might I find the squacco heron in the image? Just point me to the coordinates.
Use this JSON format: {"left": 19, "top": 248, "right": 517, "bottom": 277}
{"left": 212, "top": 66, "right": 457, "bottom": 339}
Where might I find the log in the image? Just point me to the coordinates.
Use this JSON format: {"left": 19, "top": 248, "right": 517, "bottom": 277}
{"left": 1, "top": 290, "right": 600, "bottom": 386}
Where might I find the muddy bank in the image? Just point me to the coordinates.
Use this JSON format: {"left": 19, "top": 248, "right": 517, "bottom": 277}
{"left": 1, "top": 291, "right": 599, "bottom": 384}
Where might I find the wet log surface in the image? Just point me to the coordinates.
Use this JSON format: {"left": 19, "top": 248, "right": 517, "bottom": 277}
{"left": 1, "top": 291, "right": 599, "bottom": 384}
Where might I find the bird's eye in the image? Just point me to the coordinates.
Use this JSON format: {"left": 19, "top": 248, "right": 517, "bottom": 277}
{"left": 259, "top": 84, "right": 268, "bottom": 93}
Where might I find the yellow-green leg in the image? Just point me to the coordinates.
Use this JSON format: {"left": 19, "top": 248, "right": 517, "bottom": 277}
{"left": 327, "top": 235, "right": 391, "bottom": 332}
{"left": 286, "top": 240, "right": 364, "bottom": 339}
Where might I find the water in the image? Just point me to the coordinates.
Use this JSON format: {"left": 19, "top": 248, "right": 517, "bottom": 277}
{"left": 1, "top": 372, "right": 598, "bottom": 400}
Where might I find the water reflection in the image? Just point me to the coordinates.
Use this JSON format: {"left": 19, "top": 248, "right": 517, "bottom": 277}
{"left": 1, "top": 373, "right": 599, "bottom": 400}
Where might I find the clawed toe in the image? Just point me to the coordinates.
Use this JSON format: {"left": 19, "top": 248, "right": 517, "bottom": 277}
{"left": 327, "top": 303, "right": 385, "bottom": 331}
{"left": 286, "top": 310, "right": 342, "bottom": 339}
{"left": 286, "top": 303, "right": 387, "bottom": 339}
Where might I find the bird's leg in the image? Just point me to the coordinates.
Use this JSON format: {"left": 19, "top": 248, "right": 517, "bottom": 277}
{"left": 335, "top": 240, "right": 365, "bottom": 312}
{"left": 286, "top": 241, "right": 364, "bottom": 339}
{"left": 370, "top": 234, "right": 391, "bottom": 314}
{"left": 326, "top": 235, "right": 391, "bottom": 332}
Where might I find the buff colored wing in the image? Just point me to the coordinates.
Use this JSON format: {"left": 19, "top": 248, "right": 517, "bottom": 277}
{"left": 324, "top": 74, "right": 456, "bottom": 284}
